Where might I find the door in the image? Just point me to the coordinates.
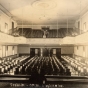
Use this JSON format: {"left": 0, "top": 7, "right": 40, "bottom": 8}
{"left": 30, "top": 48, "right": 35, "bottom": 57}
{"left": 56, "top": 48, "right": 61, "bottom": 58}
{"left": 12, "top": 22, "right": 14, "bottom": 33}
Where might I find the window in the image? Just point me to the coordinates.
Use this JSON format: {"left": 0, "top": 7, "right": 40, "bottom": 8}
{"left": 78, "top": 21, "right": 80, "bottom": 29}
{"left": 83, "top": 22, "right": 86, "bottom": 32}
{"left": 12, "top": 46, "right": 14, "bottom": 55}
{"left": 5, "top": 23, "right": 8, "bottom": 33}
{"left": 0, "top": 24, "right": 1, "bottom": 31}
{"left": 6, "top": 46, "right": 8, "bottom": 56}
{"left": 77, "top": 46, "right": 79, "bottom": 50}
{"left": 0, "top": 15, "right": 1, "bottom": 31}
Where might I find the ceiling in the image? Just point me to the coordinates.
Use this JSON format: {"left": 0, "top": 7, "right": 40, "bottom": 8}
{"left": 0, "top": 0, "right": 88, "bottom": 26}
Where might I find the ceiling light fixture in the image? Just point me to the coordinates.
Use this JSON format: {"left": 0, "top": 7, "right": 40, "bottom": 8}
{"left": 32, "top": 0, "right": 57, "bottom": 10}
{"left": 39, "top": 15, "right": 51, "bottom": 20}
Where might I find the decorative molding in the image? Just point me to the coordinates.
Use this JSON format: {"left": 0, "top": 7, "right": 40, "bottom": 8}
{"left": 17, "top": 24, "right": 74, "bottom": 29}
{"left": 31, "top": 0, "right": 57, "bottom": 10}
{"left": 0, "top": 4, "right": 12, "bottom": 17}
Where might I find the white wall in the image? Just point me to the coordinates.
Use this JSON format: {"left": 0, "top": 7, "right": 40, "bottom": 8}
{"left": 14, "top": 46, "right": 18, "bottom": 55}
{"left": 8, "top": 46, "right": 13, "bottom": 56}
{"left": 74, "top": 45, "right": 88, "bottom": 58}
{"left": 75, "top": 11, "right": 88, "bottom": 33}
{"left": 0, "top": 45, "right": 18, "bottom": 57}
{"left": 0, "top": 46, "right": 2, "bottom": 57}
{"left": 0, "top": 10, "right": 17, "bottom": 33}
{"left": 18, "top": 46, "right": 30, "bottom": 54}
{"left": 61, "top": 46, "right": 74, "bottom": 54}
{"left": 18, "top": 46, "right": 74, "bottom": 55}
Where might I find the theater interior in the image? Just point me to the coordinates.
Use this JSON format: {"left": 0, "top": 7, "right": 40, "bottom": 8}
{"left": 0, "top": 0, "right": 88, "bottom": 88}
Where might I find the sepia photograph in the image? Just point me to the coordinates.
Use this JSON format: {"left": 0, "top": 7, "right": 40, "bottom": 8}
{"left": 0, "top": 0, "right": 88, "bottom": 88}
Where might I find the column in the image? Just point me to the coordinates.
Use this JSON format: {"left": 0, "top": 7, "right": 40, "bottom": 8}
{"left": 40, "top": 48, "right": 43, "bottom": 57}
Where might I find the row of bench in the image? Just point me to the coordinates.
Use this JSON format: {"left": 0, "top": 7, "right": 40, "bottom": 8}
{"left": 0, "top": 55, "right": 74, "bottom": 76}
{"left": 24, "top": 56, "right": 71, "bottom": 76}
{"left": 61, "top": 56, "right": 88, "bottom": 76}
{"left": 0, "top": 55, "right": 30, "bottom": 75}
